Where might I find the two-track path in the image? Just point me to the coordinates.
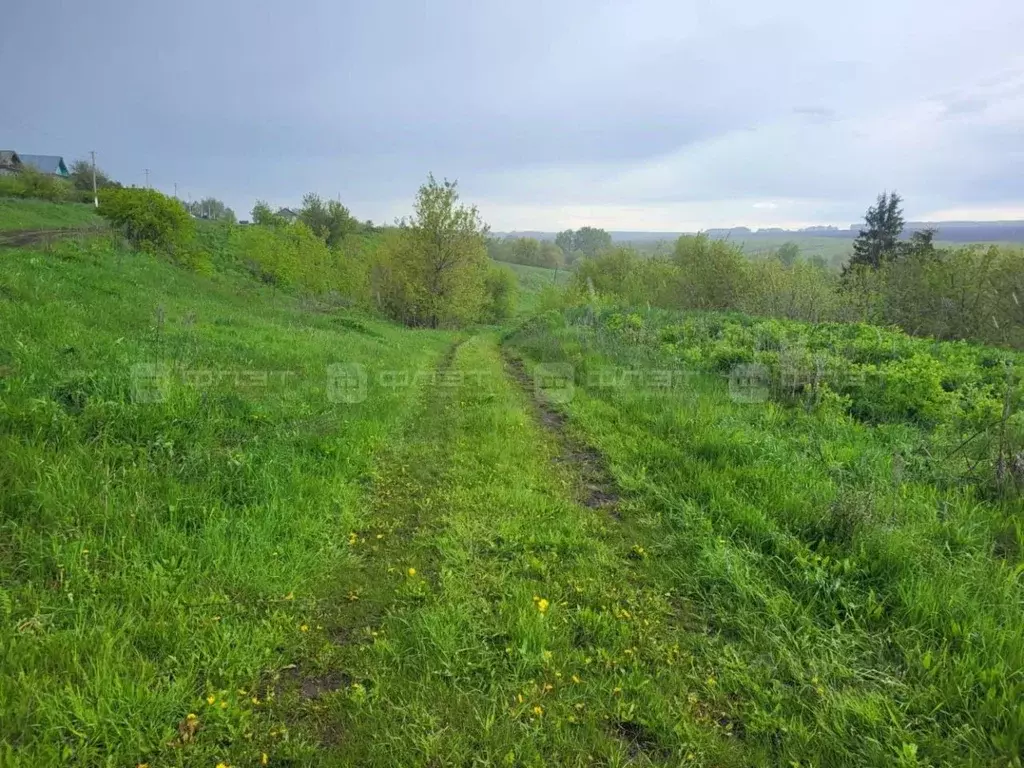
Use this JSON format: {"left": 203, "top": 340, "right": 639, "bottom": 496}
{"left": 268, "top": 333, "right": 732, "bottom": 767}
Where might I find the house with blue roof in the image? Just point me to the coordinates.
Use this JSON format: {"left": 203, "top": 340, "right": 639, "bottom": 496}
{"left": 0, "top": 151, "right": 70, "bottom": 177}
{"left": 19, "top": 154, "right": 70, "bottom": 177}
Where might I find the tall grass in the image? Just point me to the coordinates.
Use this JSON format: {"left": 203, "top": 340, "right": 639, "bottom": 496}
{"left": 0, "top": 236, "right": 452, "bottom": 765}
{"left": 507, "top": 307, "right": 1024, "bottom": 765}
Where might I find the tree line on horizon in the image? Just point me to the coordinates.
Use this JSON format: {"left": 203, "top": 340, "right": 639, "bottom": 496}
{"left": 564, "top": 191, "right": 1024, "bottom": 349}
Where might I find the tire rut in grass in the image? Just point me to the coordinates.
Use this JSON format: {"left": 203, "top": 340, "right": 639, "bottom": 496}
{"left": 0, "top": 227, "right": 98, "bottom": 248}
{"left": 501, "top": 346, "right": 736, "bottom": 761}
{"left": 272, "top": 338, "right": 465, "bottom": 730}
{"left": 502, "top": 350, "right": 620, "bottom": 516}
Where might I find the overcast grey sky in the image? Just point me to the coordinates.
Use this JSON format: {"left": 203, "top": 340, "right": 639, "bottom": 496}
{"left": 4, "top": 0, "right": 1023, "bottom": 230}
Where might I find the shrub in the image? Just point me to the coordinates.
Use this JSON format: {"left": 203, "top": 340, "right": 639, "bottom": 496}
{"left": 481, "top": 264, "right": 517, "bottom": 323}
{"left": 98, "top": 187, "right": 194, "bottom": 253}
{"left": 672, "top": 234, "right": 749, "bottom": 310}
{"left": 228, "top": 220, "right": 339, "bottom": 292}
{"left": 0, "top": 168, "right": 72, "bottom": 202}
{"left": 0, "top": 174, "right": 24, "bottom": 198}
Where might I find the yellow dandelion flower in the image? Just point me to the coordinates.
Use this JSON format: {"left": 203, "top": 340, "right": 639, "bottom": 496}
{"left": 252, "top": 697, "right": 260, "bottom": 705}
{"left": 186, "top": 713, "right": 198, "bottom": 720}
{"left": 261, "top": 754, "right": 269, "bottom": 766}
{"left": 407, "top": 568, "right": 416, "bottom": 577}
{"left": 219, "top": 701, "right": 227, "bottom": 709}
{"left": 537, "top": 599, "right": 549, "bottom": 613}
{"left": 207, "top": 694, "right": 216, "bottom": 705}
{"left": 216, "top": 763, "right": 230, "bottom": 768}
{"left": 300, "top": 624, "right": 309, "bottom": 632}
{"left": 532, "top": 705, "right": 544, "bottom": 716}
{"left": 572, "top": 674, "right": 581, "bottom": 684}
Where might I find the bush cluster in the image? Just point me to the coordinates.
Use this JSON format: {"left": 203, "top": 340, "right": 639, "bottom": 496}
{"left": 97, "top": 187, "right": 195, "bottom": 253}
{"left": 589, "top": 308, "right": 1024, "bottom": 492}
{"left": 0, "top": 168, "right": 74, "bottom": 203}
{"left": 570, "top": 234, "right": 1024, "bottom": 349}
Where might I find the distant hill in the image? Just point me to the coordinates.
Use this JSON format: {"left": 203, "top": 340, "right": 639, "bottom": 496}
{"left": 496, "top": 221, "right": 1024, "bottom": 245}
{"left": 706, "top": 221, "right": 1024, "bottom": 244}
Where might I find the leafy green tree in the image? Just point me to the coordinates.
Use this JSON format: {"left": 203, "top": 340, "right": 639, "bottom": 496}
{"left": 69, "top": 159, "right": 117, "bottom": 192}
{"left": 555, "top": 230, "right": 574, "bottom": 255}
{"left": 251, "top": 200, "right": 285, "bottom": 227}
{"left": 373, "top": 175, "right": 490, "bottom": 327}
{"left": 298, "top": 193, "right": 361, "bottom": 247}
{"left": 511, "top": 237, "right": 542, "bottom": 266}
{"left": 848, "top": 192, "right": 905, "bottom": 271}
{"left": 899, "top": 228, "right": 936, "bottom": 259}
{"left": 540, "top": 241, "right": 564, "bottom": 268}
{"left": 776, "top": 242, "right": 800, "bottom": 266}
{"left": 573, "top": 226, "right": 613, "bottom": 257}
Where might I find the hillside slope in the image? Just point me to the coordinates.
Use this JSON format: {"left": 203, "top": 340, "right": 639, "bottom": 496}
{"left": 0, "top": 198, "right": 103, "bottom": 231}
{"left": 2, "top": 234, "right": 1021, "bottom": 766}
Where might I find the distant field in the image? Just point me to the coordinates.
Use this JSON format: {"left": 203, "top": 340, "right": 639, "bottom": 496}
{"left": 501, "top": 261, "right": 570, "bottom": 314}
{"left": 634, "top": 233, "right": 1024, "bottom": 266}
{"left": 728, "top": 234, "right": 854, "bottom": 262}
{"left": 0, "top": 198, "right": 103, "bottom": 231}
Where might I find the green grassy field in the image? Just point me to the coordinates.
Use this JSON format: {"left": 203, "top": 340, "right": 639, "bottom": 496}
{"left": 502, "top": 261, "right": 570, "bottom": 314}
{"left": 0, "top": 198, "right": 103, "bottom": 231}
{"left": 706, "top": 234, "right": 997, "bottom": 266}
{"left": 2, "top": 231, "right": 1022, "bottom": 765}
{"left": 506, "top": 308, "right": 1024, "bottom": 765}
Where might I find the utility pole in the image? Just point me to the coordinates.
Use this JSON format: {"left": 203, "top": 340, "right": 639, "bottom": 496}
{"left": 174, "top": 182, "right": 178, "bottom": 199}
{"left": 144, "top": 168, "right": 150, "bottom": 188}
{"left": 90, "top": 150, "right": 98, "bottom": 208}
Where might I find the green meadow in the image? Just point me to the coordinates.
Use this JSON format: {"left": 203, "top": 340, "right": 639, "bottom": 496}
{"left": 0, "top": 200, "right": 1021, "bottom": 766}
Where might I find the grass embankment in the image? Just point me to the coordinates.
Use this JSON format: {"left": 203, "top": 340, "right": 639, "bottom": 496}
{"left": 0, "top": 236, "right": 452, "bottom": 765}
{"left": 506, "top": 309, "right": 1024, "bottom": 765}
{"left": 0, "top": 198, "right": 103, "bottom": 231}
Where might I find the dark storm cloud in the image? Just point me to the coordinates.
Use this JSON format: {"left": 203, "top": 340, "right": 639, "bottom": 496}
{"left": 2, "top": 0, "right": 1023, "bottom": 228}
